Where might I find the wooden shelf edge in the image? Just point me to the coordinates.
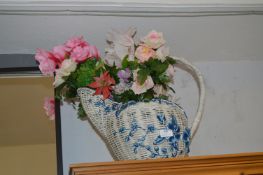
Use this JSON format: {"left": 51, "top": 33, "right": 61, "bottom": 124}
{"left": 70, "top": 152, "right": 263, "bottom": 175}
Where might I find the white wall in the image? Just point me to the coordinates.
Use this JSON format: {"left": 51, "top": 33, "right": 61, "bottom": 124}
{"left": 0, "top": 15, "right": 263, "bottom": 61}
{"left": 58, "top": 14, "right": 263, "bottom": 173}
{"left": 1, "top": 3, "right": 263, "bottom": 175}
{"left": 2, "top": 0, "right": 263, "bottom": 3}
{"left": 61, "top": 60, "right": 263, "bottom": 173}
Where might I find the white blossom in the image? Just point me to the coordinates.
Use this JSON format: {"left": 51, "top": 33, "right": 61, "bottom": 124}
{"left": 156, "top": 46, "right": 169, "bottom": 62}
{"left": 105, "top": 27, "right": 136, "bottom": 67}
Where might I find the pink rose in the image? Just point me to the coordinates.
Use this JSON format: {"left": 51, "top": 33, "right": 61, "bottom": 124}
{"left": 142, "top": 30, "right": 165, "bottom": 49}
{"left": 135, "top": 45, "right": 155, "bottom": 63}
{"left": 52, "top": 45, "right": 68, "bottom": 62}
{"left": 35, "top": 48, "right": 57, "bottom": 75}
{"left": 64, "top": 36, "right": 89, "bottom": 51}
{"left": 131, "top": 71, "right": 154, "bottom": 94}
{"left": 38, "top": 58, "right": 56, "bottom": 76}
{"left": 70, "top": 46, "right": 90, "bottom": 63}
{"left": 43, "top": 97, "right": 55, "bottom": 120}
{"left": 88, "top": 45, "right": 100, "bottom": 59}
{"left": 35, "top": 48, "right": 54, "bottom": 63}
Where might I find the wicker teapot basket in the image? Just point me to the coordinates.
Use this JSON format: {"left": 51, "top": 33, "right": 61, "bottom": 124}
{"left": 78, "top": 56, "right": 205, "bottom": 160}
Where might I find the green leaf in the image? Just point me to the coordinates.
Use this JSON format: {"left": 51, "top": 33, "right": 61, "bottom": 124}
{"left": 137, "top": 69, "right": 150, "bottom": 85}
{"left": 54, "top": 82, "right": 66, "bottom": 100}
{"left": 145, "top": 58, "right": 168, "bottom": 74}
{"left": 65, "top": 87, "right": 77, "bottom": 99}
{"left": 122, "top": 56, "right": 138, "bottom": 70}
{"left": 68, "top": 58, "right": 98, "bottom": 88}
{"left": 158, "top": 73, "right": 171, "bottom": 84}
{"left": 142, "top": 89, "right": 154, "bottom": 101}
{"left": 78, "top": 103, "right": 87, "bottom": 119}
{"left": 129, "top": 60, "right": 139, "bottom": 70}
{"left": 105, "top": 64, "right": 120, "bottom": 84}
{"left": 95, "top": 59, "right": 105, "bottom": 71}
{"left": 150, "top": 74, "right": 160, "bottom": 84}
{"left": 166, "top": 56, "right": 177, "bottom": 65}
{"left": 121, "top": 55, "right": 129, "bottom": 68}
{"left": 112, "top": 90, "right": 140, "bottom": 103}
{"left": 159, "top": 95, "right": 169, "bottom": 100}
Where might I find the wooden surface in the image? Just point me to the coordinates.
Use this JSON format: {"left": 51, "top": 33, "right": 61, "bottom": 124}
{"left": 70, "top": 152, "right": 263, "bottom": 175}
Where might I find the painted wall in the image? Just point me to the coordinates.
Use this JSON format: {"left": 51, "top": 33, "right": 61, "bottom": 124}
{"left": 1, "top": 0, "right": 263, "bottom": 3}
{"left": 0, "top": 15, "right": 263, "bottom": 62}
{"left": 59, "top": 15, "right": 263, "bottom": 174}
{"left": 0, "top": 144, "right": 57, "bottom": 175}
{"left": 0, "top": 7, "right": 263, "bottom": 175}
{"left": 61, "top": 60, "right": 263, "bottom": 173}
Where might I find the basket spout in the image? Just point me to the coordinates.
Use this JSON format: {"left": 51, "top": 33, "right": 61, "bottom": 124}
{"left": 77, "top": 88, "right": 119, "bottom": 137}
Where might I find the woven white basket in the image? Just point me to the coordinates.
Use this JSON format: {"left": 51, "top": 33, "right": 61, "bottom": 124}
{"left": 78, "top": 56, "right": 205, "bottom": 160}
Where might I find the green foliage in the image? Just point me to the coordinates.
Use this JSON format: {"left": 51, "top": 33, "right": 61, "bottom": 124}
{"left": 113, "top": 89, "right": 156, "bottom": 103}
{"left": 55, "top": 58, "right": 101, "bottom": 100}
{"left": 113, "top": 90, "right": 140, "bottom": 103}
{"left": 54, "top": 82, "right": 65, "bottom": 100}
{"left": 78, "top": 103, "right": 87, "bottom": 119}
{"left": 121, "top": 55, "right": 129, "bottom": 68}
{"left": 65, "top": 86, "right": 77, "bottom": 99}
{"left": 145, "top": 58, "right": 169, "bottom": 75}
{"left": 54, "top": 55, "right": 177, "bottom": 117}
{"left": 140, "top": 89, "right": 154, "bottom": 101}
{"left": 166, "top": 56, "right": 176, "bottom": 65}
{"left": 159, "top": 95, "right": 169, "bottom": 100}
{"left": 55, "top": 58, "right": 107, "bottom": 101}
{"left": 122, "top": 56, "right": 139, "bottom": 70}
{"left": 111, "top": 56, "right": 177, "bottom": 103}
{"left": 137, "top": 69, "right": 150, "bottom": 85}
{"left": 135, "top": 58, "right": 172, "bottom": 86}
{"left": 158, "top": 73, "right": 171, "bottom": 84}
{"left": 104, "top": 63, "right": 120, "bottom": 84}
{"left": 95, "top": 59, "right": 106, "bottom": 73}
{"left": 68, "top": 58, "right": 98, "bottom": 88}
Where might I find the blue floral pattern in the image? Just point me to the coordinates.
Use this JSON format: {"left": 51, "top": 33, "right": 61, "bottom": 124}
{"left": 114, "top": 112, "right": 190, "bottom": 158}
{"left": 88, "top": 94, "right": 190, "bottom": 159}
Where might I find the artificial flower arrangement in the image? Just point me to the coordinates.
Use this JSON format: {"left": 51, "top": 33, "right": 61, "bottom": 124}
{"left": 36, "top": 28, "right": 206, "bottom": 160}
{"left": 36, "top": 28, "right": 177, "bottom": 120}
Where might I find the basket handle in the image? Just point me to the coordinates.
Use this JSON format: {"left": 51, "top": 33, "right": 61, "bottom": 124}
{"left": 174, "top": 56, "right": 205, "bottom": 141}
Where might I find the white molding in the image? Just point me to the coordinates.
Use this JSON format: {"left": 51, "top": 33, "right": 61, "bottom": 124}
{"left": 0, "top": 1, "right": 263, "bottom": 16}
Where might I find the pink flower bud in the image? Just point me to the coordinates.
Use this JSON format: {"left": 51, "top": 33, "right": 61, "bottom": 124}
{"left": 43, "top": 97, "right": 55, "bottom": 120}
